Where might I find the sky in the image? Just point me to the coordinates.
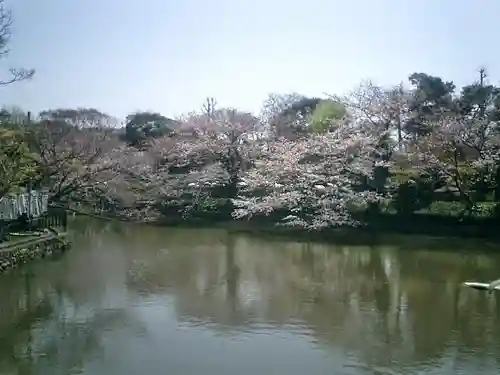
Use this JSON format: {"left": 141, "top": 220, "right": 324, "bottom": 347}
{"left": 0, "top": 0, "right": 498, "bottom": 122}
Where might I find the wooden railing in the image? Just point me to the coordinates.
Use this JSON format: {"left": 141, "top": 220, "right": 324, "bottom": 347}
{"left": 0, "top": 206, "right": 68, "bottom": 243}
{"left": 37, "top": 207, "right": 68, "bottom": 230}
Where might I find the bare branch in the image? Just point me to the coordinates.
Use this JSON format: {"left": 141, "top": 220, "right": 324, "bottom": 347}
{"left": 0, "top": 67, "right": 35, "bottom": 85}
{"left": 0, "top": 1, "right": 11, "bottom": 58}
{"left": 0, "top": 1, "right": 35, "bottom": 85}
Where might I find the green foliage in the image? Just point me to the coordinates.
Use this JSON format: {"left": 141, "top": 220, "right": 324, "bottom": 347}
{"left": 458, "top": 69, "right": 500, "bottom": 121}
{"left": 286, "top": 97, "right": 322, "bottom": 117}
{"left": 415, "top": 201, "right": 496, "bottom": 218}
{"left": 309, "top": 100, "right": 346, "bottom": 133}
{"left": 391, "top": 178, "right": 435, "bottom": 215}
{"left": 405, "top": 72, "right": 456, "bottom": 135}
{"left": 271, "top": 95, "right": 322, "bottom": 138}
{"left": 494, "top": 166, "right": 500, "bottom": 202}
{"left": 125, "top": 112, "right": 179, "bottom": 146}
{"left": 0, "top": 127, "right": 36, "bottom": 198}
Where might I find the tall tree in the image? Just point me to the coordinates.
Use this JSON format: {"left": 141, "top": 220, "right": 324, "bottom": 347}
{"left": 180, "top": 103, "right": 260, "bottom": 199}
{"left": 344, "top": 82, "right": 410, "bottom": 150}
{"left": 457, "top": 68, "right": 500, "bottom": 203}
{"left": 25, "top": 120, "right": 121, "bottom": 203}
{"left": 406, "top": 73, "right": 456, "bottom": 137}
{"left": 261, "top": 93, "right": 321, "bottom": 139}
{"left": 309, "top": 99, "right": 347, "bottom": 133}
{"left": 0, "top": 105, "right": 29, "bottom": 125}
{"left": 125, "top": 111, "right": 179, "bottom": 147}
{"left": 0, "top": 127, "right": 35, "bottom": 199}
{"left": 458, "top": 68, "right": 500, "bottom": 122}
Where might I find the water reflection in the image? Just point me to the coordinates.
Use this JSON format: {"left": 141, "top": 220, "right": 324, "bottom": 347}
{"left": 0, "top": 220, "right": 500, "bottom": 374}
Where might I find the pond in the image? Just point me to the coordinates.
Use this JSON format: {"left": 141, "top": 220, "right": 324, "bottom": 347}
{"left": 1, "top": 220, "right": 500, "bottom": 374}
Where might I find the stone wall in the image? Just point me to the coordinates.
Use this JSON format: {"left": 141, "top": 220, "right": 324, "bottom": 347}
{"left": 0, "top": 235, "right": 69, "bottom": 273}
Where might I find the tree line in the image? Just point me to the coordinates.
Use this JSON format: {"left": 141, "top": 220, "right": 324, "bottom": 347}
{"left": 0, "top": 0, "right": 498, "bottom": 231}
{"left": 1, "top": 67, "right": 499, "bottom": 230}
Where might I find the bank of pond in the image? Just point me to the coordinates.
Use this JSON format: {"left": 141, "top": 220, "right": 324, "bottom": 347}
{"left": 1, "top": 196, "right": 500, "bottom": 276}
{"left": 146, "top": 198, "right": 500, "bottom": 241}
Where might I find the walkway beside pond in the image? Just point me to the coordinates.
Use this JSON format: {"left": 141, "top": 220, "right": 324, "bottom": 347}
{"left": 0, "top": 192, "right": 70, "bottom": 272}
{"left": 0, "top": 229, "right": 69, "bottom": 272}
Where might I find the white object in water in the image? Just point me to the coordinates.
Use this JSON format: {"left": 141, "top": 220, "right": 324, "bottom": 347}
{"left": 463, "top": 281, "right": 500, "bottom": 291}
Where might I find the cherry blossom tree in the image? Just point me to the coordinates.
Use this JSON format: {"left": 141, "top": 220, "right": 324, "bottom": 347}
{"left": 101, "top": 101, "right": 264, "bottom": 220}
{"left": 342, "top": 81, "right": 411, "bottom": 150}
{"left": 97, "top": 146, "right": 167, "bottom": 220}
{"left": 407, "top": 116, "right": 500, "bottom": 216}
{"left": 25, "top": 120, "right": 121, "bottom": 203}
{"left": 232, "top": 125, "right": 389, "bottom": 229}
{"left": 176, "top": 101, "right": 262, "bottom": 199}
{"left": 103, "top": 132, "right": 236, "bottom": 220}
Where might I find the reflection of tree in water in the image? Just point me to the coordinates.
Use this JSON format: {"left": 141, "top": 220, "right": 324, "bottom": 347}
{"left": 392, "top": 248, "right": 500, "bottom": 364}
{"left": 22, "top": 303, "right": 139, "bottom": 375}
{"left": 6, "top": 220, "right": 500, "bottom": 373}
{"left": 123, "top": 231, "right": 248, "bottom": 328}
{"left": 3, "top": 303, "right": 144, "bottom": 375}
{"left": 225, "top": 234, "right": 240, "bottom": 312}
{"left": 119, "top": 227, "right": 500, "bottom": 370}
{"left": 0, "top": 225, "right": 148, "bottom": 375}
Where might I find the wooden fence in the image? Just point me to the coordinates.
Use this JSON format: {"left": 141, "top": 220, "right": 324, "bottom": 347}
{"left": 0, "top": 192, "right": 67, "bottom": 242}
{"left": 0, "top": 191, "right": 49, "bottom": 221}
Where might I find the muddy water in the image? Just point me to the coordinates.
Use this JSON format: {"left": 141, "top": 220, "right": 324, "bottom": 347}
{"left": 0, "top": 220, "right": 499, "bottom": 374}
